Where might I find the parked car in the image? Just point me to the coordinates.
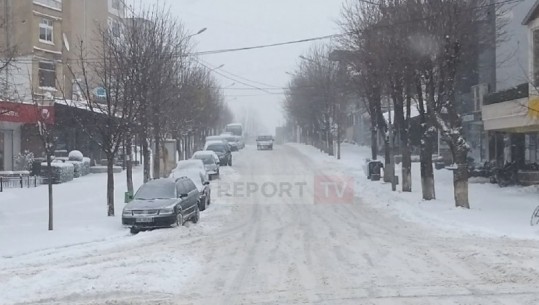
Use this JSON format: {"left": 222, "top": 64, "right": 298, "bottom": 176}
{"left": 122, "top": 177, "right": 200, "bottom": 234}
{"left": 234, "top": 135, "right": 245, "bottom": 149}
{"left": 205, "top": 141, "right": 232, "bottom": 166}
{"left": 170, "top": 160, "right": 211, "bottom": 211}
{"left": 192, "top": 150, "right": 220, "bottom": 179}
{"left": 206, "top": 135, "right": 229, "bottom": 145}
{"left": 220, "top": 134, "right": 239, "bottom": 151}
{"left": 256, "top": 135, "right": 274, "bottom": 150}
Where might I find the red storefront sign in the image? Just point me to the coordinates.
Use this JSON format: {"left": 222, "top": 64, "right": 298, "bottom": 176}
{"left": 0, "top": 101, "right": 55, "bottom": 124}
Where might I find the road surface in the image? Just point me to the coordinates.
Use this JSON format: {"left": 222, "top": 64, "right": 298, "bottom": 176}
{"left": 3, "top": 144, "right": 539, "bottom": 304}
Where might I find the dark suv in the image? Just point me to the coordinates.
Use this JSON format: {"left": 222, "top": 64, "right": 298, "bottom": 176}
{"left": 122, "top": 177, "right": 200, "bottom": 234}
{"left": 205, "top": 142, "right": 232, "bottom": 166}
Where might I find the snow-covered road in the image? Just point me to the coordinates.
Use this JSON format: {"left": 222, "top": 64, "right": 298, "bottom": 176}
{"left": 2, "top": 144, "right": 539, "bottom": 304}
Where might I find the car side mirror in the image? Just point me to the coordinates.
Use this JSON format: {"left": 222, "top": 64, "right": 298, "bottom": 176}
{"left": 180, "top": 193, "right": 188, "bottom": 198}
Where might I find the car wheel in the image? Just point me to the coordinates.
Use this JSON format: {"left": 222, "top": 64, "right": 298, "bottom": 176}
{"left": 176, "top": 211, "right": 184, "bottom": 227}
{"left": 199, "top": 197, "right": 207, "bottom": 211}
{"left": 192, "top": 205, "right": 200, "bottom": 224}
{"left": 130, "top": 227, "right": 139, "bottom": 234}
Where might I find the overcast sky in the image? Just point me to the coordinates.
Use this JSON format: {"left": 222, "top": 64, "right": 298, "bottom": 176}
{"left": 131, "top": 0, "right": 345, "bottom": 134}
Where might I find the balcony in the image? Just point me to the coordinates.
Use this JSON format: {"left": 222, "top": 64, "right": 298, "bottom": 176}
{"left": 483, "top": 83, "right": 529, "bottom": 106}
{"left": 33, "top": 0, "right": 62, "bottom": 11}
{"left": 482, "top": 83, "right": 539, "bottom": 133}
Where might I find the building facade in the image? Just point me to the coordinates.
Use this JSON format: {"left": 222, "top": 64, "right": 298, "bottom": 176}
{"left": 0, "top": 0, "right": 126, "bottom": 170}
{"left": 481, "top": 0, "right": 539, "bottom": 166}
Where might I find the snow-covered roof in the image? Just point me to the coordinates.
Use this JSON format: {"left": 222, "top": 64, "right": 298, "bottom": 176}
{"left": 54, "top": 99, "right": 107, "bottom": 115}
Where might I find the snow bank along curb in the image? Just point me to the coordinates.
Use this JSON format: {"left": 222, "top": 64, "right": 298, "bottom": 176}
{"left": 288, "top": 143, "right": 539, "bottom": 240}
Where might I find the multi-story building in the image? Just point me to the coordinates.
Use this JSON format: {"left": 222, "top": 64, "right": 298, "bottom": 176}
{"left": 0, "top": 0, "right": 126, "bottom": 170}
{"left": 481, "top": 0, "right": 539, "bottom": 167}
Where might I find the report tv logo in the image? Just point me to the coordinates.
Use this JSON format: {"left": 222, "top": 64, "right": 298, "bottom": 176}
{"left": 314, "top": 175, "right": 355, "bottom": 204}
{"left": 215, "top": 174, "right": 355, "bottom": 204}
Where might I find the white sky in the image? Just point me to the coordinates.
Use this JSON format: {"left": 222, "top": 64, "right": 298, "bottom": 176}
{"left": 131, "top": 0, "right": 345, "bottom": 134}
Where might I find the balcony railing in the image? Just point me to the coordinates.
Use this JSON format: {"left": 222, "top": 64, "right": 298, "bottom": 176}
{"left": 33, "top": 0, "right": 62, "bottom": 11}
{"left": 483, "top": 83, "right": 529, "bottom": 106}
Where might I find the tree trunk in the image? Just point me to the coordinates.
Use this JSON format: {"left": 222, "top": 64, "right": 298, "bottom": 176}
{"left": 370, "top": 126, "right": 378, "bottom": 160}
{"left": 337, "top": 124, "right": 341, "bottom": 160}
{"left": 453, "top": 147, "right": 469, "bottom": 208}
{"left": 126, "top": 136, "right": 133, "bottom": 194}
{"left": 176, "top": 137, "right": 183, "bottom": 160}
{"left": 106, "top": 153, "right": 115, "bottom": 216}
{"left": 47, "top": 154, "right": 53, "bottom": 231}
{"left": 142, "top": 136, "right": 151, "bottom": 182}
{"left": 417, "top": 76, "right": 435, "bottom": 200}
{"left": 401, "top": 141, "right": 412, "bottom": 192}
{"left": 383, "top": 135, "right": 391, "bottom": 182}
{"left": 153, "top": 133, "right": 161, "bottom": 179}
{"left": 420, "top": 133, "right": 436, "bottom": 200}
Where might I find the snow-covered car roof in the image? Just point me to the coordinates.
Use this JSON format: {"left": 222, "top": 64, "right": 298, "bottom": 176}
{"left": 174, "top": 159, "right": 205, "bottom": 171}
{"left": 204, "top": 140, "right": 228, "bottom": 150}
{"left": 169, "top": 168, "right": 206, "bottom": 191}
{"left": 193, "top": 150, "right": 220, "bottom": 160}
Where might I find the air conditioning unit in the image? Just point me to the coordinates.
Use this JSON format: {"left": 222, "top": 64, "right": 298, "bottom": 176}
{"left": 472, "top": 83, "right": 490, "bottom": 111}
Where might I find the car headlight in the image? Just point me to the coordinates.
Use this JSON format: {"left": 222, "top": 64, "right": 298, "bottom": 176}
{"left": 123, "top": 209, "right": 132, "bottom": 216}
{"left": 159, "top": 208, "right": 174, "bottom": 215}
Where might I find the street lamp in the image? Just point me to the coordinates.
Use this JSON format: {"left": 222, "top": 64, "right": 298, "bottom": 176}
{"left": 196, "top": 27, "right": 207, "bottom": 35}
{"left": 188, "top": 27, "right": 207, "bottom": 39}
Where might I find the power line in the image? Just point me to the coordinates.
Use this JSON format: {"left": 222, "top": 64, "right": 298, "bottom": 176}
{"left": 197, "top": 58, "right": 282, "bottom": 88}
{"left": 192, "top": 33, "right": 341, "bottom": 56}
{"left": 195, "top": 59, "right": 278, "bottom": 94}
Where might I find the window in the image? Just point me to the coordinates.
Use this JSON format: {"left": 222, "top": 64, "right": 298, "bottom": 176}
{"left": 111, "top": 21, "right": 121, "bottom": 38}
{"left": 184, "top": 180, "right": 196, "bottom": 192}
{"left": 111, "top": 0, "right": 121, "bottom": 10}
{"left": 38, "top": 62, "right": 56, "bottom": 88}
{"left": 39, "top": 18, "right": 53, "bottom": 43}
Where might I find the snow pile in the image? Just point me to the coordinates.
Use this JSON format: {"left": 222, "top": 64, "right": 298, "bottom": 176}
{"left": 289, "top": 143, "right": 539, "bottom": 240}
{"left": 68, "top": 150, "right": 84, "bottom": 161}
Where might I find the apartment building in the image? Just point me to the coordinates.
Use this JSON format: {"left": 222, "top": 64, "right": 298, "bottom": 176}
{"left": 481, "top": 0, "right": 539, "bottom": 167}
{"left": 0, "top": 0, "right": 126, "bottom": 170}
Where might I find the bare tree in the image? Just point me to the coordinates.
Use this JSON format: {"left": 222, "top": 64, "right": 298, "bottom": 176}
{"left": 67, "top": 27, "right": 138, "bottom": 216}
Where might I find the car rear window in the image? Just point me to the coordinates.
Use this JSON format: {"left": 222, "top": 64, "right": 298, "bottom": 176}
{"left": 207, "top": 144, "right": 225, "bottom": 152}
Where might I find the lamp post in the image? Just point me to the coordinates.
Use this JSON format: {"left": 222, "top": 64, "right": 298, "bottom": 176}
{"left": 188, "top": 27, "right": 207, "bottom": 38}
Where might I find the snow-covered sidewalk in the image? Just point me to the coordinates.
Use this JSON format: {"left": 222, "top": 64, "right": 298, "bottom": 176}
{"left": 0, "top": 168, "right": 145, "bottom": 257}
{"left": 290, "top": 143, "right": 539, "bottom": 240}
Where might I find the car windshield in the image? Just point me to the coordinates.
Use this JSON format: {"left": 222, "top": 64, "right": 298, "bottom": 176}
{"left": 207, "top": 144, "right": 225, "bottom": 152}
{"left": 194, "top": 155, "right": 214, "bottom": 165}
{"left": 257, "top": 136, "right": 272, "bottom": 141}
{"left": 177, "top": 162, "right": 202, "bottom": 170}
{"left": 134, "top": 182, "right": 175, "bottom": 200}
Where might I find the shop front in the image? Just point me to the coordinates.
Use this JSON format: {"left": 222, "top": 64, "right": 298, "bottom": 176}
{"left": 0, "top": 101, "right": 54, "bottom": 171}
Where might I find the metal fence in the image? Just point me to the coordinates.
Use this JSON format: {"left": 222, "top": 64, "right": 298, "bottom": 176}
{"left": 0, "top": 176, "right": 43, "bottom": 192}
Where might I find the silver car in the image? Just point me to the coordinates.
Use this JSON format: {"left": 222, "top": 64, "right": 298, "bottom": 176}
{"left": 192, "top": 150, "right": 220, "bottom": 179}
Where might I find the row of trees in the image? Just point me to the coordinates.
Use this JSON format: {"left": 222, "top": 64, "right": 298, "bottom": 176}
{"left": 285, "top": 0, "right": 507, "bottom": 208}
{"left": 65, "top": 7, "right": 231, "bottom": 216}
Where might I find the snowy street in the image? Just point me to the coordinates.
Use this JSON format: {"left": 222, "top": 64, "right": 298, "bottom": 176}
{"left": 2, "top": 144, "right": 539, "bottom": 304}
